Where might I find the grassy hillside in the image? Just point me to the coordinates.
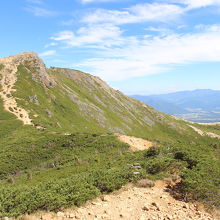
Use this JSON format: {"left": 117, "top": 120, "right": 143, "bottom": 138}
{"left": 0, "top": 52, "right": 219, "bottom": 217}
{"left": 8, "top": 53, "right": 193, "bottom": 141}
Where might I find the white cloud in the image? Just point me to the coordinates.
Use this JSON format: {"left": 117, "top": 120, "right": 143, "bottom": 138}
{"left": 72, "top": 25, "right": 220, "bottom": 81}
{"left": 51, "top": 24, "right": 124, "bottom": 47}
{"left": 165, "top": 0, "right": 220, "bottom": 9}
{"left": 195, "top": 24, "right": 220, "bottom": 31}
{"left": 82, "top": 3, "right": 184, "bottom": 24}
{"left": 44, "top": 42, "right": 58, "bottom": 48}
{"left": 75, "top": 58, "right": 166, "bottom": 81}
{"left": 47, "top": 0, "right": 220, "bottom": 82}
{"left": 39, "top": 50, "right": 56, "bottom": 57}
{"left": 82, "top": 1, "right": 220, "bottom": 25}
{"left": 145, "top": 27, "right": 173, "bottom": 36}
{"left": 25, "top": 6, "right": 58, "bottom": 17}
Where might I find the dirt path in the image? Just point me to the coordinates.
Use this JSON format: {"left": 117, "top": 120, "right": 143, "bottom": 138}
{"left": 20, "top": 180, "right": 217, "bottom": 220}
{"left": 189, "top": 125, "right": 220, "bottom": 139}
{"left": 116, "top": 134, "right": 154, "bottom": 152}
{"left": 0, "top": 56, "right": 33, "bottom": 125}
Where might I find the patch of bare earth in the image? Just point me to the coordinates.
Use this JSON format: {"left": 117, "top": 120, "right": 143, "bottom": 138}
{"left": 0, "top": 55, "right": 33, "bottom": 125}
{"left": 19, "top": 180, "right": 217, "bottom": 220}
{"left": 115, "top": 134, "right": 153, "bottom": 152}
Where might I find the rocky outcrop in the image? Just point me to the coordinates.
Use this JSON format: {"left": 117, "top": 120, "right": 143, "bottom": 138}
{"left": 0, "top": 53, "right": 34, "bottom": 125}
{"left": 0, "top": 52, "right": 54, "bottom": 125}
{"left": 15, "top": 52, "right": 55, "bottom": 87}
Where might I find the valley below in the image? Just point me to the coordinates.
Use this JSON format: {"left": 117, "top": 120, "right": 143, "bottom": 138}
{"left": 132, "top": 90, "right": 220, "bottom": 123}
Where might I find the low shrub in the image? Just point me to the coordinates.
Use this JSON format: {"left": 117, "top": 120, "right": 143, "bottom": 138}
{"left": 0, "top": 167, "right": 144, "bottom": 217}
{"left": 174, "top": 151, "right": 198, "bottom": 169}
{"left": 181, "top": 160, "right": 220, "bottom": 208}
{"left": 144, "top": 157, "right": 175, "bottom": 174}
{"left": 144, "top": 147, "right": 160, "bottom": 158}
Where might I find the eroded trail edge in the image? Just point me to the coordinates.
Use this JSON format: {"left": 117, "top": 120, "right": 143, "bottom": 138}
{"left": 189, "top": 125, "right": 220, "bottom": 139}
{"left": 0, "top": 56, "right": 33, "bottom": 125}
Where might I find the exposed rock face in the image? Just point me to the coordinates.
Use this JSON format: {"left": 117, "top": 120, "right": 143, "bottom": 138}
{"left": 2, "top": 52, "right": 55, "bottom": 86}
{"left": 0, "top": 52, "right": 54, "bottom": 125}
{"left": 29, "top": 95, "right": 40, "bottom": 105}
{"left": 0, "top": 53, "right": 34, "bottom": 125}
{"left": 13, "top": 52, "right": 54, "bottom": 87}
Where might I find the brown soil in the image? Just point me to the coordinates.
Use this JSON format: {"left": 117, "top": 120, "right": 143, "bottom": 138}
{"left": 19, "top": 180, "right": 217, "bottom": 220}
{"left": 116, "top": 134, "right": 154, "bottom": 152}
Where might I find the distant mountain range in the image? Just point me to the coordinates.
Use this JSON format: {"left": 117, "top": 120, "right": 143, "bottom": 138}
{"left": 132, "top": 89, "right": 220, "bottom": 123}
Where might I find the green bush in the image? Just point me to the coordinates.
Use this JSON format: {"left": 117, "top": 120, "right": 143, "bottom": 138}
{"left": 142, "top": 141, "right": 220, "bottom": 209}
{"left": 174, "top": 151, "right": 198, "bottom": 169}
{"left": 0, "top": 167, "right": 144, "bottom": 217}
{"left": 144, "top": 157, "right": 175, "bottom": 174}
{"left": 144, "top": 146, "right": 160, "bottom": 158}
{"left": 0, "top": 177, "right": 100, "bottom": 217}
{"left": 181, "top": 160, "right": 220, "bottom": 207}
{"left": 0, "top": 133, "right": 145, "bottom": 217}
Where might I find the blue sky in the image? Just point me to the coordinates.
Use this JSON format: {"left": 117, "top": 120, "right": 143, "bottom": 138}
{"left": 1, "top": 0, "right": 220, "bottom": 94}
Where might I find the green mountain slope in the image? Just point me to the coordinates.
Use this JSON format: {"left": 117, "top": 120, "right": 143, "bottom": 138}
{"left": 0, "top": 52, "right": 219, "bottom": 217}
{"left": 0, "top": 52, "right": 193, "bottom": 140}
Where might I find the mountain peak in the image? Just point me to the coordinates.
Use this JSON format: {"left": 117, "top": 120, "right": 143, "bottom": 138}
{"left": 0, "top": 51, "right": 45, "bottom": 69}
{"left": 0, "top": 51, "right": 55, "bottom": 87}
{"left": 0, "top": 52, "right": 56, "bottom": 125}
{"left": 1, "top": 51, "right": 37, "bottom": 61}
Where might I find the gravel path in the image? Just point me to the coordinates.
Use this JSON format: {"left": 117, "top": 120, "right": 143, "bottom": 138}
{"left": 20, "top": 180, "right": 217, "bottom": 220}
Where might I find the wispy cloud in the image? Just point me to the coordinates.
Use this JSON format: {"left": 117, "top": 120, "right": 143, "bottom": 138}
{"left": 44, "top": 42, "right": 58, "bottom": 48}
{"left": 25, "top": 6, "right": 58, "bottom": 17}
{"left": 82, "top": 3, "right": 184, "bottom": 24}
{"left": 51, "top": 24, "right": 124, "bottom": 48}
{"left": 39, "top": 50, "right": 56, "bottom": 57}
{"left": 165, "top": 0, "right": 220, "bottom": 9}
{"left": 71, "top": 25, "right": 220, "bottom": 81}
{"left": 145, "top": 26, "right": 173, "bottom": 35}
{"left": 82, "top": 1, "right": 220, "bottom": 25}
{"left": 46, "top": 0, "right": 220, "bottom": 82}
